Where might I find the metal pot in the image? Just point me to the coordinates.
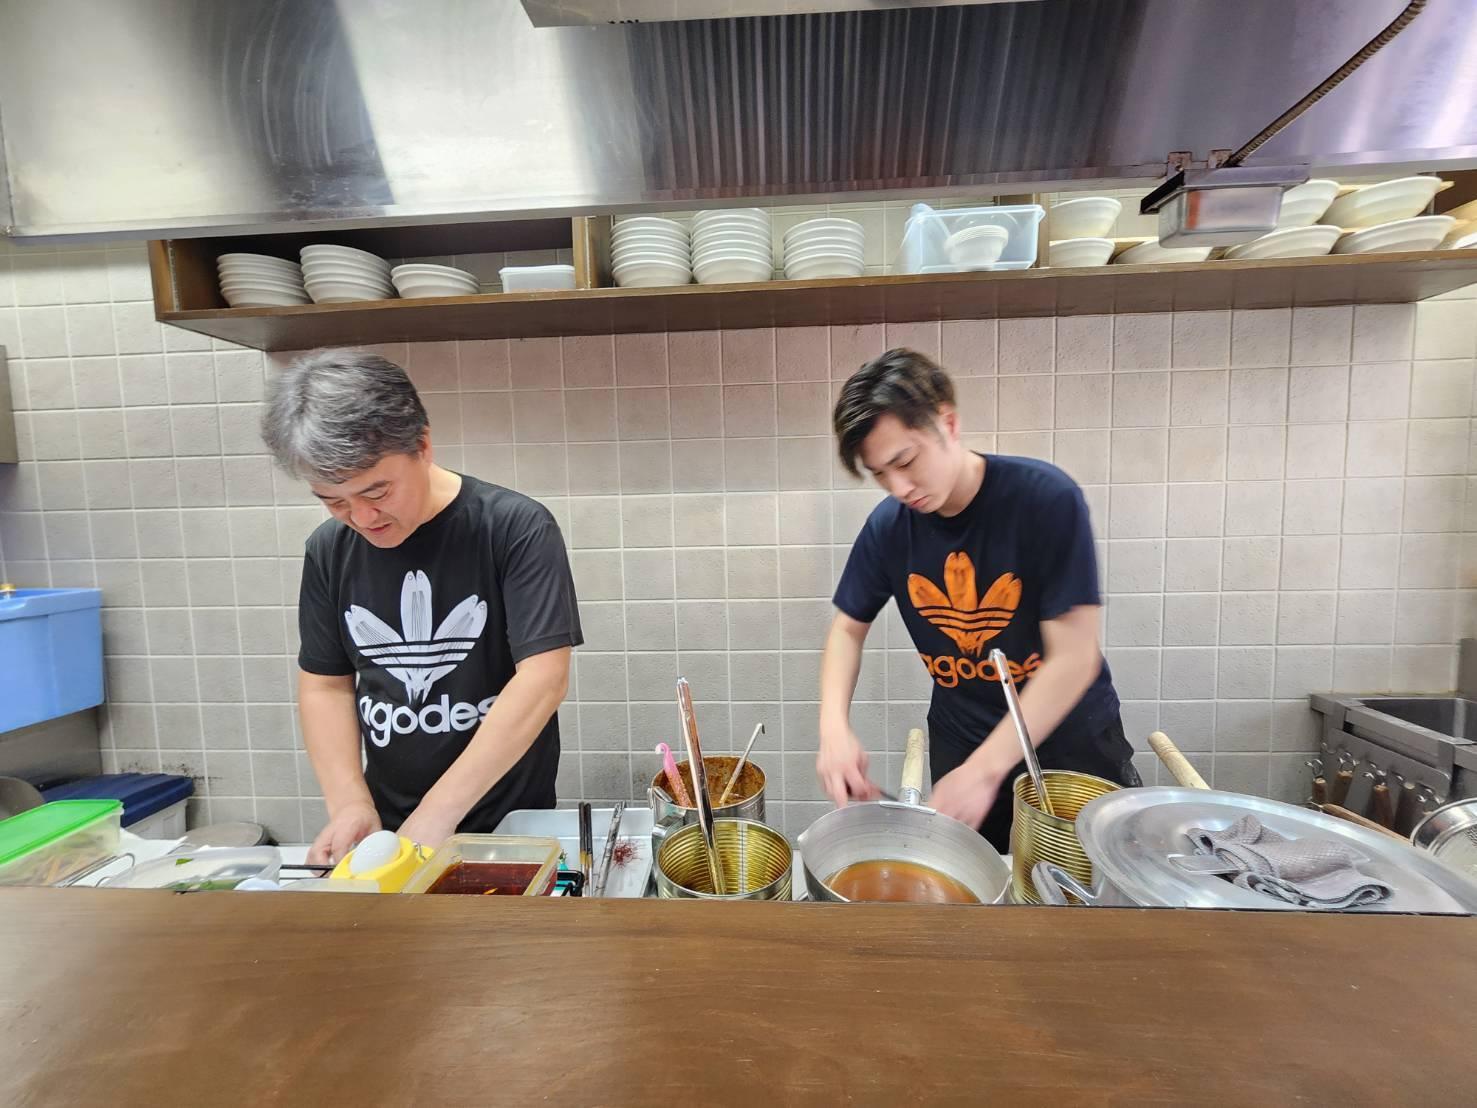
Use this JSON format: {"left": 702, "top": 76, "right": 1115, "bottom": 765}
{"left": 1410, "top": 797, "right": 1477, "bottom": 877}
{"left": 796, "top": 729, "right": 1012, "bottom": 905}
{"left": 650, "top": 756, "right": 766, "bottom": 844}
{"left": 654, "top": 818, "right": 792, "bottom": 900}
{"left": 1032, "top": 786, "right": 1477, "bottom": 913}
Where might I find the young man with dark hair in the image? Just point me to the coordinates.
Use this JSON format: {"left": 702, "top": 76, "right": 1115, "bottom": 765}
{"left": 817, "top": 348, "right": 1138, "bottom": 852}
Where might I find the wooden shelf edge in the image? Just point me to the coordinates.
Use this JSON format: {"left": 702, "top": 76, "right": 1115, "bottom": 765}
{"left": 155, "top": 250, "right": 1477, "bottom": 351}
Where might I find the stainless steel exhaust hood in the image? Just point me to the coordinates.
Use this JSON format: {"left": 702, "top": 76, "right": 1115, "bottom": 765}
{"left": 2, "top": 0, "right": 1475, "bottom": 241}
{"left": 520, "top": 1, "right": 1023, "bottom": 25}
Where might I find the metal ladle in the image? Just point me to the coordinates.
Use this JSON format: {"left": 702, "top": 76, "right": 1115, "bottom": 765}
{"left": 989, "top": 648, "right": 1054, "bottom": 818}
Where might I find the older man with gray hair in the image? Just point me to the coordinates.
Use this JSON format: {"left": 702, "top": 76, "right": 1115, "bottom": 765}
{"left": 262, "top": 349, "right": 581, "bottom": 863}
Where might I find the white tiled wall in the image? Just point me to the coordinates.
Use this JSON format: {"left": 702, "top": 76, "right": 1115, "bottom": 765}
{"left": 1, "top": 230, "right": 1474, "bottom": 842}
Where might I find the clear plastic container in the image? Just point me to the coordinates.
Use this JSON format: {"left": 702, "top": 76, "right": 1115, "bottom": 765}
{"left": 895, "top": 202, "right": 1045, "bottom": 273}
{"left": 105, "top": 846, "right": 282, "bottom": 891}
{"left": 0, "top": 799, "right": 122, "bottom": 886}
{"left": 400, "top": 833, "right": 561, "bottom": 895}
{"left": 499, "top": 264, "right": 576, "bottom": 292}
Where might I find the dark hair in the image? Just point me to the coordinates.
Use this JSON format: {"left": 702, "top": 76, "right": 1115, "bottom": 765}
{"left": 261, "top": 348, "right": 430, "bottom": 482}
{"left": 832, "top": 348, "right": 956, "bottom": 477}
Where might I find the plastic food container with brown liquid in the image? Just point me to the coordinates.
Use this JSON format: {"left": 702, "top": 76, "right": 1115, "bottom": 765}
{"left": 399, "top": 834, "right": 561, "bottom": 896}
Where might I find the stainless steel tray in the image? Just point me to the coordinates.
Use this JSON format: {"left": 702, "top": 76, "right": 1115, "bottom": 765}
{"left": 495, "top": 808, "right": 654, "bottom": 898}
{"left": 1077, "top": 787, "right": 1477, "bottom": 914}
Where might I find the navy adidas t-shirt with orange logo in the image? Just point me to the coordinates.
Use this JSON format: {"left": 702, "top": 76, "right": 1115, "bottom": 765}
{"left": 834, "top": 454, "right": 1120, "bottom": 759}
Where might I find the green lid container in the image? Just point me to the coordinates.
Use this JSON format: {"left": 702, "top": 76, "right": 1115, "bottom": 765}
{"left": 0, "top": 799, "right": 122, "bottom": 885}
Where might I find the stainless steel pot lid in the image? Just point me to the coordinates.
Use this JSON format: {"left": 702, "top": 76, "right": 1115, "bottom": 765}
{"left": 1076, "top": 787, "right": 1477, "bottom": 914}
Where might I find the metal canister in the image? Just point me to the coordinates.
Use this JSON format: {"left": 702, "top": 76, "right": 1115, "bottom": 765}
{"left": 649, "top": 756, "right": 766, "bottom": 844}
{"left": 1009, "top": 770, "right": 1122, "bottom": 904}
{"left": 654, "top": 818, "right": 792, "bottom": 900}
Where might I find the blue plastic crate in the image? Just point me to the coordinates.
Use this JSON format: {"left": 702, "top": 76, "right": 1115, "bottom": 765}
{"left": 0, "top": 588, "right": 104, "bottom": 733}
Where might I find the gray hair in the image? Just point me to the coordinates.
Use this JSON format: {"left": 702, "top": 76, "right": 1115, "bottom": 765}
{"left": 261, "top": 349, "right": 429, "bottom": 482}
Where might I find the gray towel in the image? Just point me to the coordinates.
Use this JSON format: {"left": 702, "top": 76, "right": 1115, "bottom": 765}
{"left": 1175, "top": 814, "right": 1393, "bottom": 909}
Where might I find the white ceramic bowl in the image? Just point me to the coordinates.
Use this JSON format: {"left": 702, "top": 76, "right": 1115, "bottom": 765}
{"left": 693, "top": 207, "right": 768, "bottom": 225}
{"left": 220, "top": 275, "right": 308, "bottom": 294}
{"left": 1046, "top": 237, "right": 1115, "bottom": 268}
{"left": 615, "top": 216, "right": 687, "bottom": 233}
{"left": 300, "top": 244, "right": 391, "bottom": 271}
{"left": 1115, "top": 239, "right": 1214, "bottom": 265}
{"left": 692, "top": 227, "right": 771, "bottom": 246}
{"left": 304, "top": 278, "right": 394, "bottom": 303}
{"left": 1274, "top": 179, "right": 1339, "bottom": 228}
{"left": 944, "top": 224, "right": 1009, "bottom": 268}
{"left": 219, "top": 259, "right": 302, "bottom": 278}
{"left": 613, "top": 224, "right": 688, "bottom": 241}
{"left": 783, "top": 256, "right": 865, "bottom": 280}
{"left": 783, "top": 243, "right": 865, "bottom": 265}
{"left": 392, "top": 263, "right": 477, "bottom": 282}
{"left": 218, "top": 254, "right": 300, "bottom": 277}
{"left": 1442, "top": 227, "right": 1477, "bottom": 251}
{"left": 612, "top": 236, "right": 690, "bottom": 255}
{"left": 394, "top": 282, "right": 480, "bottom": 299}
{"left": 693, "top": 257, "right": 773, "bottom": 284}
{"left": 612, "top": 261, "right": 692, "bottom": 288}
{"left": 612, "top": 249, "right": 693, "bottom": 269}
{"left": 219, "top": 251, "right": 299, "bottom": 268}
{"left": 783, "top": 217, "right": 864, "bottom": 243}
{"left": 301, "top": 258, "right": 393, "bottom": 279}
{"left": 692, "top": 252, "right": 772, "bottom": 271}
{"left": 783, "top": 233, "right": 865, "bottom": 251}
{"left": 220, "top": 287, "right": 311, "bottom": 308}
{"left": 391, "top": 265, "right": 477, "bottom": 297}
{"left": 1223, "top": 224, "right": 1341, "bottom": 261}
{"left": 1332, "top": 215, "right": 1456, "bottom": 255}
{"left": 1049, "top": 196, "right": 1122, "bottom": 240}
{"left": 1322, "top": 176, "right": 1443, "bottom": 229}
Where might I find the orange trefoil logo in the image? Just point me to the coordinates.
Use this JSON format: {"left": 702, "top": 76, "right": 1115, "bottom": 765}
{"left": 907, "top": 553, "right": 1021, "bottom": 657}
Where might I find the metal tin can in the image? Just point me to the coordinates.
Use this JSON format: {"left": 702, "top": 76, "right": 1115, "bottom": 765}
{"left": 654, "top": 818, "right": 791, "bottom": 900}
{"left": 649, "top": 756, "right": 766, "bottom": 844}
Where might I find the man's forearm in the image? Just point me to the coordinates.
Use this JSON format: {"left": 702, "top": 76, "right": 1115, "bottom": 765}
{"left": 965, "top": 649, "right": 1102, "bottom": 782}
{"left": 299, "top": 676, "right": 374, "bottom": 815}
{"left": 414, "top": 657, "right": 569, "bottom": 824}
{"left": 819, "top": 616, "right": 867, "bottom": 732}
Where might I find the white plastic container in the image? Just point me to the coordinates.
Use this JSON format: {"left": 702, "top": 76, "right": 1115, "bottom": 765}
{"left": 499, "top": 264, "right": 577, "bottom": 292}
{"left": 896, "top": 202, "right": 1045, "bottom": 273}
{"left": 127, "top": 799, "right": 189, "bottom": 839}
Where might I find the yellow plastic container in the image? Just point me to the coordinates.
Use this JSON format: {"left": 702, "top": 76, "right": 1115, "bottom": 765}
{"left": 329, "top": 833, "right": 428, "bottom": 893}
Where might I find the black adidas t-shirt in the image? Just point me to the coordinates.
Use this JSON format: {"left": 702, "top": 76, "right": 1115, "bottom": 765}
{"left": 834, "top": 454, "right": 1119, "bottom": 760}
{"left": 297, "top": 474, "right": 582, "bottom": 833}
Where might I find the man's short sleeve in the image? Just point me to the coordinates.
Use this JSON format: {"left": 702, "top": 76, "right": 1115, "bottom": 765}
{"left": 832, "top": 512, "right": 894, "bottom": 624}
{"left": 502, "top": 519, "right": 584, "bottom": 662}
{"left": 1036, "top": 485, "right": 1102, "bottom": 621}
{"left": 298, "top": 546, "right": 353, "bottom": 676}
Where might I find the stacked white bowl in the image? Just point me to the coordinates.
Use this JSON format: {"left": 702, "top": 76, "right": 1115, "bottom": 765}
{"left": 301, "top": 244, "right": 394, "bottom": 303}
{"left": 216, "top": 253, "right": 309, "bottom": 307}
{"left": 783, "top": 217, "right": 865, "bottom": 280}
{"left": 690, "top": 208, "right": 773, "bottom": 284}
{"left": 391, "top": 263, "right": 479, "bottom": 299}
{"left": 612, "top": 217, "right": 691, "bottom": 287}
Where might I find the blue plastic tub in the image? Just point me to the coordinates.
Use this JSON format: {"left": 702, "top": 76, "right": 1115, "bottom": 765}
{"left": 0, "top": 588, "right": 104, "bottom": 733}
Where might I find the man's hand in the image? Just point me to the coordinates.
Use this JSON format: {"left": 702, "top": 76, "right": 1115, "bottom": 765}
{"left": 307, "top": 801, "right": 381, "bottom": 865}
{"left": 397, "top": 802, "right": 462, "bottom": 852}
{"left": 816, "top": 725, "right": 881, "bottom": 806}
{"left": 928, "top": 760, "right": 1003, "bottom": 831}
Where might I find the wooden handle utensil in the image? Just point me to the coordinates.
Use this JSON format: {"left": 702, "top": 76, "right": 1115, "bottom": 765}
{"left": 899, "top": 728, "right": 926, "bottom": 806}
{"left": 1320, "top": 803, "right": 1405, "bottom": 840}
{"left": 1148, "top": 731, "right": 1209, "bottom": 790}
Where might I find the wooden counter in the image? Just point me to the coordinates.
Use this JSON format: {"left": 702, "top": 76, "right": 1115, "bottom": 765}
{"left": 2, "top": 890, "right": 1473, "bottom": 1106}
